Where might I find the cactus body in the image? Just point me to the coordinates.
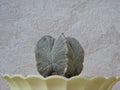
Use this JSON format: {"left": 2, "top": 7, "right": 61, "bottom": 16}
{"left": 35, "top": 34, "right": 84, "bottom": 78}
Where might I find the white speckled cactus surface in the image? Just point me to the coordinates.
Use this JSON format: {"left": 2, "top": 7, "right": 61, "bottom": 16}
{"left": 35, "top": 34, "right": 84, "bottom": 78}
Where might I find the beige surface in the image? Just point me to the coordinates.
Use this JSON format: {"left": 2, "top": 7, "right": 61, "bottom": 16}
{"left": 0, "top": 0, "right": 120, "bottom": 90}
{"left": 2, "top": 75, "right": 120, "bottom": 90}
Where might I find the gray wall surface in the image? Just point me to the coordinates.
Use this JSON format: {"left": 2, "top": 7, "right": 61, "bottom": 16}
{"left": 0, "top": 0, "right": 120, "bottom": 89}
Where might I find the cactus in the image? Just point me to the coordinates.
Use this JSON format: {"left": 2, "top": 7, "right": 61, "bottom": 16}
{"left": 35, "top": 34, "right": 84, "bottom": 78}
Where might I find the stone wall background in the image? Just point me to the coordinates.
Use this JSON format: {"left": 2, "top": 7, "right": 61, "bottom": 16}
{"left": 0, "top": 0, "right": 120, "bottom": 89}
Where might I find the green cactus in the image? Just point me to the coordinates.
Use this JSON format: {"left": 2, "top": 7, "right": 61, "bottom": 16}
{"left": 35, "top": 34, "right": 84, "bottom": 78}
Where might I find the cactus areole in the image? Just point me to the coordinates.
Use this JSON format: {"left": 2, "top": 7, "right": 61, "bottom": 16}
{"left": 35, "top": 34, "right": 84, "bottom": 78}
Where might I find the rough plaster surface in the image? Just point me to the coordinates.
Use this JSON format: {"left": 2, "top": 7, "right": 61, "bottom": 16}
{"left": 0, "top": 0, "right": 120, "bottom": 89}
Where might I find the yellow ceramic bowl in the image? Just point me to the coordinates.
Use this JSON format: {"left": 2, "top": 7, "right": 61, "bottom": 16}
{"left": 2, "top": 74, "right": 120, "bottom": 90}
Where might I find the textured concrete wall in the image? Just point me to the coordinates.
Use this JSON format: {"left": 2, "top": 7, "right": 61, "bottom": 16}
{"left": 0, "top": 0, "right": 120, "bottom": 89}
